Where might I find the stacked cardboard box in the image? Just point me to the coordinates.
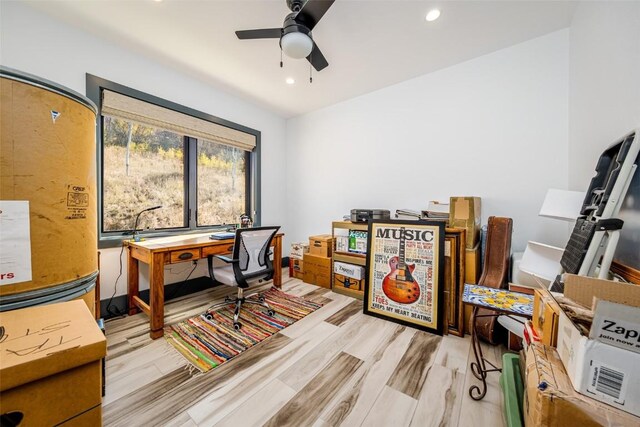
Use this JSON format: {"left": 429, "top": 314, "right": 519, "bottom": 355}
{"left": 555, "top": 275, "right": 640, "bottom": 417}
{"left": 0, "top": 300, "right": 107, "bottom": 426}
{"left": 289, "top": 242, "right": 309, "bottom": 279}
{"left": 524, "top": 343, "right": 639, "bottom": 426}
{"left": 522, "top": 274, "right": 640, "bottom": 422}
{"left": 450, "top": 196, "right": 481, "bottom": 249}
{"left": 333, "top": 261, "right": 365, "bottom": 291}
{"left": 532, "top": 287, "right": 561, "bottom": 347}
{"left": 303, "top": 234, "right": 334, "bottom": 288}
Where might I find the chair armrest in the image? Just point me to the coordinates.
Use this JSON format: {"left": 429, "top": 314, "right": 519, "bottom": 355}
{"left": 215, "top": 255, "right": 239, "bottom": 264}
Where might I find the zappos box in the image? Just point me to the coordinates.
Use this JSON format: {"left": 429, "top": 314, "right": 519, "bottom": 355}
{"left": 333, "top": 261, "right": 365, "bottom": 280}
{"left": 557, "top": 274, "right": 640, "bottom": 416}
{"left": 557, "top": 309, "right": 640, "bottom": 416}
{"left": 590, "top": 300, "right": 640, "bottom": 354}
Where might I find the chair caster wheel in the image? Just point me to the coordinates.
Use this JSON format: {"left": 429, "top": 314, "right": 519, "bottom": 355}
{"left": 267, "top": 310, "right": 275, "bottom": 316}
{"left": 205, "top": 313, "right": 213, "bottom": 321}
{"left": 258, "top": 296, "right": 265, "bottom": 303}
{"left": 234, "top": 322, "right": 242, "bottom": 330}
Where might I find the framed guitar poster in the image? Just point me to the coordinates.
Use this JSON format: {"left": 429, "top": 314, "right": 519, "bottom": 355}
{"left": 364, "top": 220, "right": 445, "bottom": 335}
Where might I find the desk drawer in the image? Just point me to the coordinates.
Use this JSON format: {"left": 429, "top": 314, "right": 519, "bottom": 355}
{"left": 202, "top": 244, "right": 234, "bottom": 257}
{"left": 170, "top": 248, "right": 201, "bottom": 263}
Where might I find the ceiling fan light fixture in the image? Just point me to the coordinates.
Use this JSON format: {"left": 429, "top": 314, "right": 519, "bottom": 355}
{"left": 281, "top": 32, "right": 313, "bottom": 59}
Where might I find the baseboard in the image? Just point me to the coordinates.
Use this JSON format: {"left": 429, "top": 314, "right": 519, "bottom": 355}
{"left": 100, "top": 261, "right": 291, "bottom": 319}
{"left": 100, "top": 276, "right": 216, "bottom": 319}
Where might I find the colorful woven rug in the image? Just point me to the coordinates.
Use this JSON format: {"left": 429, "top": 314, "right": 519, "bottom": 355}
{"left": 165, "top": 287, "right": 323, "bottom": 372}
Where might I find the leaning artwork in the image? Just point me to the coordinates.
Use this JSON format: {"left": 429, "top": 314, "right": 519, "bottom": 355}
{"left": 363, "top": 220, "right": 445, "bottom": 335}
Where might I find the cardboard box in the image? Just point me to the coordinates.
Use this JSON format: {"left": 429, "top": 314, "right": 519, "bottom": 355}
{"left": 563, "top": 274, "right": 640, "bottom": 309}
{"left": 533, "top": 287, "right": 561, "bottom": 347}
{"left": 0, "top": 300, "right": 107, "bottom": 426}
{"left": 590, "top": 300, "right": 640, "bottom": 354}
{"left": 333, "top": 273, "right": 363, "bottom": 291}
{"left": 449, "top": 196, "right": 481, "bottom": 249}
{"left": 556, "top": 275, "right": 640, "bottom": 416}
{"left": 290, "top": 242, "right": 309, "bottom": 259}
{"left": 557, "top": 308, "right": 640, "bottom": 417}
{"left": 333, "top": 261, "right": 365, "bottom": 280}
{"left": 289, "top": 258, "right": 304, "bottom": 280}
{"left": 564, "top": 273, "right": 640, "bottom": 354}
{"left": 524, "top": 343, "right": 639, "bottom": 427}
{"left": 303, "top": 253, "right": 332, "bottom": 288}
{"left": 309, "top": 234, "right": 334, "bottom": 257}
{"left": 60, "top": 404, "right": 102, "bottom": 426}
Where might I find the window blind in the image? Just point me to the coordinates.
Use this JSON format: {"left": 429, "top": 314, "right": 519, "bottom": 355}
{"left": 101, "top": 90, "right": 256, "bottom": 151}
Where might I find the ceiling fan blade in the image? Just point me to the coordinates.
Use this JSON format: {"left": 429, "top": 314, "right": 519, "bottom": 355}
{"left": 236, "top": 28, "right": 282, "bottom": 40}
{"left": 295, "top": 0, "right": 335, "bottom": 31}
{"left": 307, "top": 41, "right": 329, "bottom": 72}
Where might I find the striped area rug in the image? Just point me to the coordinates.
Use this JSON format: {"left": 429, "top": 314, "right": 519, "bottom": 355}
{"left": 165, "top": 287, "right": 323, "bottom": 372}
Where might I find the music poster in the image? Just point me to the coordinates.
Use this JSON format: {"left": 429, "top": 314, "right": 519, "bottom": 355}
{"left": 364, "top": 220, "right": 445, "bottom": 335}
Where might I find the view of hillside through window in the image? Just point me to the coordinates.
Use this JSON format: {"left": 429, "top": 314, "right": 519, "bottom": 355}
{"left": 197, "top": 140, "right": 246, "bottom": 226}
{"left": 102, "top": 116, "right": 247, "bottom": 233}
{"left": 102, "top": 117, "right": 185, "bottom": 232}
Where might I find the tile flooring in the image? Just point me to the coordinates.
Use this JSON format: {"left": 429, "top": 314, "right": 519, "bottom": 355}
{"left": 102, "top": 270, "right": 506, "bottom": 427}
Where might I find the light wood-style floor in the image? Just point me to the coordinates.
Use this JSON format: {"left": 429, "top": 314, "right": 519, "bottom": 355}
{"left": 103, "top": 269, "right": 506, "bottom": 427}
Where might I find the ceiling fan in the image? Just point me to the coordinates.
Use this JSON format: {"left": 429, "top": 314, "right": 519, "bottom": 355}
{"left": 235, "top": 0, "right": 335, "bottom": 72}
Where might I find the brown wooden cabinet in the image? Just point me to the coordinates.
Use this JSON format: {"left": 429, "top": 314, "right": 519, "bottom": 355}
{"left": 331, "top": 221, "right": 367, "bottom": 300}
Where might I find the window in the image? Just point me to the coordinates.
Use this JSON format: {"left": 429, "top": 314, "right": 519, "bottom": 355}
{"left": 102, "top": 117, "right": 185, "bottom": 232}
{"left": 86, "top": 75, "right": 260, "bottom": 246}
{"left": 196, "top": 140, "right": 248, "bottom": 227}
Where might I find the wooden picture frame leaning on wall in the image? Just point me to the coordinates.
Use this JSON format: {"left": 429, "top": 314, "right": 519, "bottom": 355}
{"left": 364, "top": 220, "right": 445, "bottom": 335}
{"left": 444, "top": 228, "right": 466, "bottom": 337}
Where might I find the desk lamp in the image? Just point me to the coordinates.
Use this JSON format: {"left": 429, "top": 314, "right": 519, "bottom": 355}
{"left": 131, "top": 205, "right": 162, "bottom": 242}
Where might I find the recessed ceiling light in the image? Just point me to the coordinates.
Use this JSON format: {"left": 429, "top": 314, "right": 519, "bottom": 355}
{"left": 426, "top": 9, "right": 441, "bottom": 22}
{"left": 286, "top": 77, "right": 295, "bottom": 85}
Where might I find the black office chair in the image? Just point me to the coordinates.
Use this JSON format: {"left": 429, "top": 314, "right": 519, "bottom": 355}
{"left": 206, "top": 226, "right": 280, "bottom": 330}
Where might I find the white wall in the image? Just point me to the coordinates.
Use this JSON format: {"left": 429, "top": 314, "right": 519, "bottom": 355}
{"left": 568, "top": 1, "right": 640, "bottom": 190}
{"left": 9, "top": 2, "right": 638, "bottom": 302}
{"left": 0, "top": 2, "right": 287, "bottom": 299}
{"left": 286, "top": 30, "right": 570, "bottom": 253}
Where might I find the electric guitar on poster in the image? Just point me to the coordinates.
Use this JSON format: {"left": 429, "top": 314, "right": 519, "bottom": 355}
{"left": 382, "top": 227, "right": 421, "bottom": 304}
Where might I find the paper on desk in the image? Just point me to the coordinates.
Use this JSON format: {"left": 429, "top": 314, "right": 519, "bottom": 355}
{"left": 0, "top": 201, "right": 32, "bottom": 286}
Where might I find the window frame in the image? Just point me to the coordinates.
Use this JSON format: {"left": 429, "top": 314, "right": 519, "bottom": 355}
{"left": 86, "top": 75, "right": 261, "bottom": 248}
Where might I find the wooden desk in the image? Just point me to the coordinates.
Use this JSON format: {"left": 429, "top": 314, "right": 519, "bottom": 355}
{"left": 125, "top": 232, "right": 283, "bottom": 339}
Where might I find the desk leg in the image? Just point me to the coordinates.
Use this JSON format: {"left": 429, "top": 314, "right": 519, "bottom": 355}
{"left": 468, "top": 307, "right": 501, "bottom": 400}
{"left": 149, "top": 252, "right": 165, "bottom": 339}
{"left": 127, "top": 248, "right": 140, "bottom": 316}
{"left": 274, "top": 236, "right": 282, "bottom": 289}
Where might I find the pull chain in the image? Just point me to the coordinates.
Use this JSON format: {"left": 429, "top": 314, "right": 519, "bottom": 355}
{"left": 309, "top": 54, "right": 313, "bottom": 83}
{"left": 280, "top": 49, "right": 283, "bottom": 68}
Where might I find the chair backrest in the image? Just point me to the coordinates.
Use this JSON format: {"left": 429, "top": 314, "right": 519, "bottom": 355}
{"left": 232, "top": 226, "right": 280, "bottom": 281}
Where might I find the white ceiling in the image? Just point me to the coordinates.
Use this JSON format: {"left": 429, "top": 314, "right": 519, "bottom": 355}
{"left": 26, "top": 0, "right": 577, "bottom": 118}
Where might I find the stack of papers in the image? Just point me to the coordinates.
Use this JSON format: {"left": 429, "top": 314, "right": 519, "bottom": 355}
{"left": 422, "top": 201, "right": 450, "bottom": 220}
